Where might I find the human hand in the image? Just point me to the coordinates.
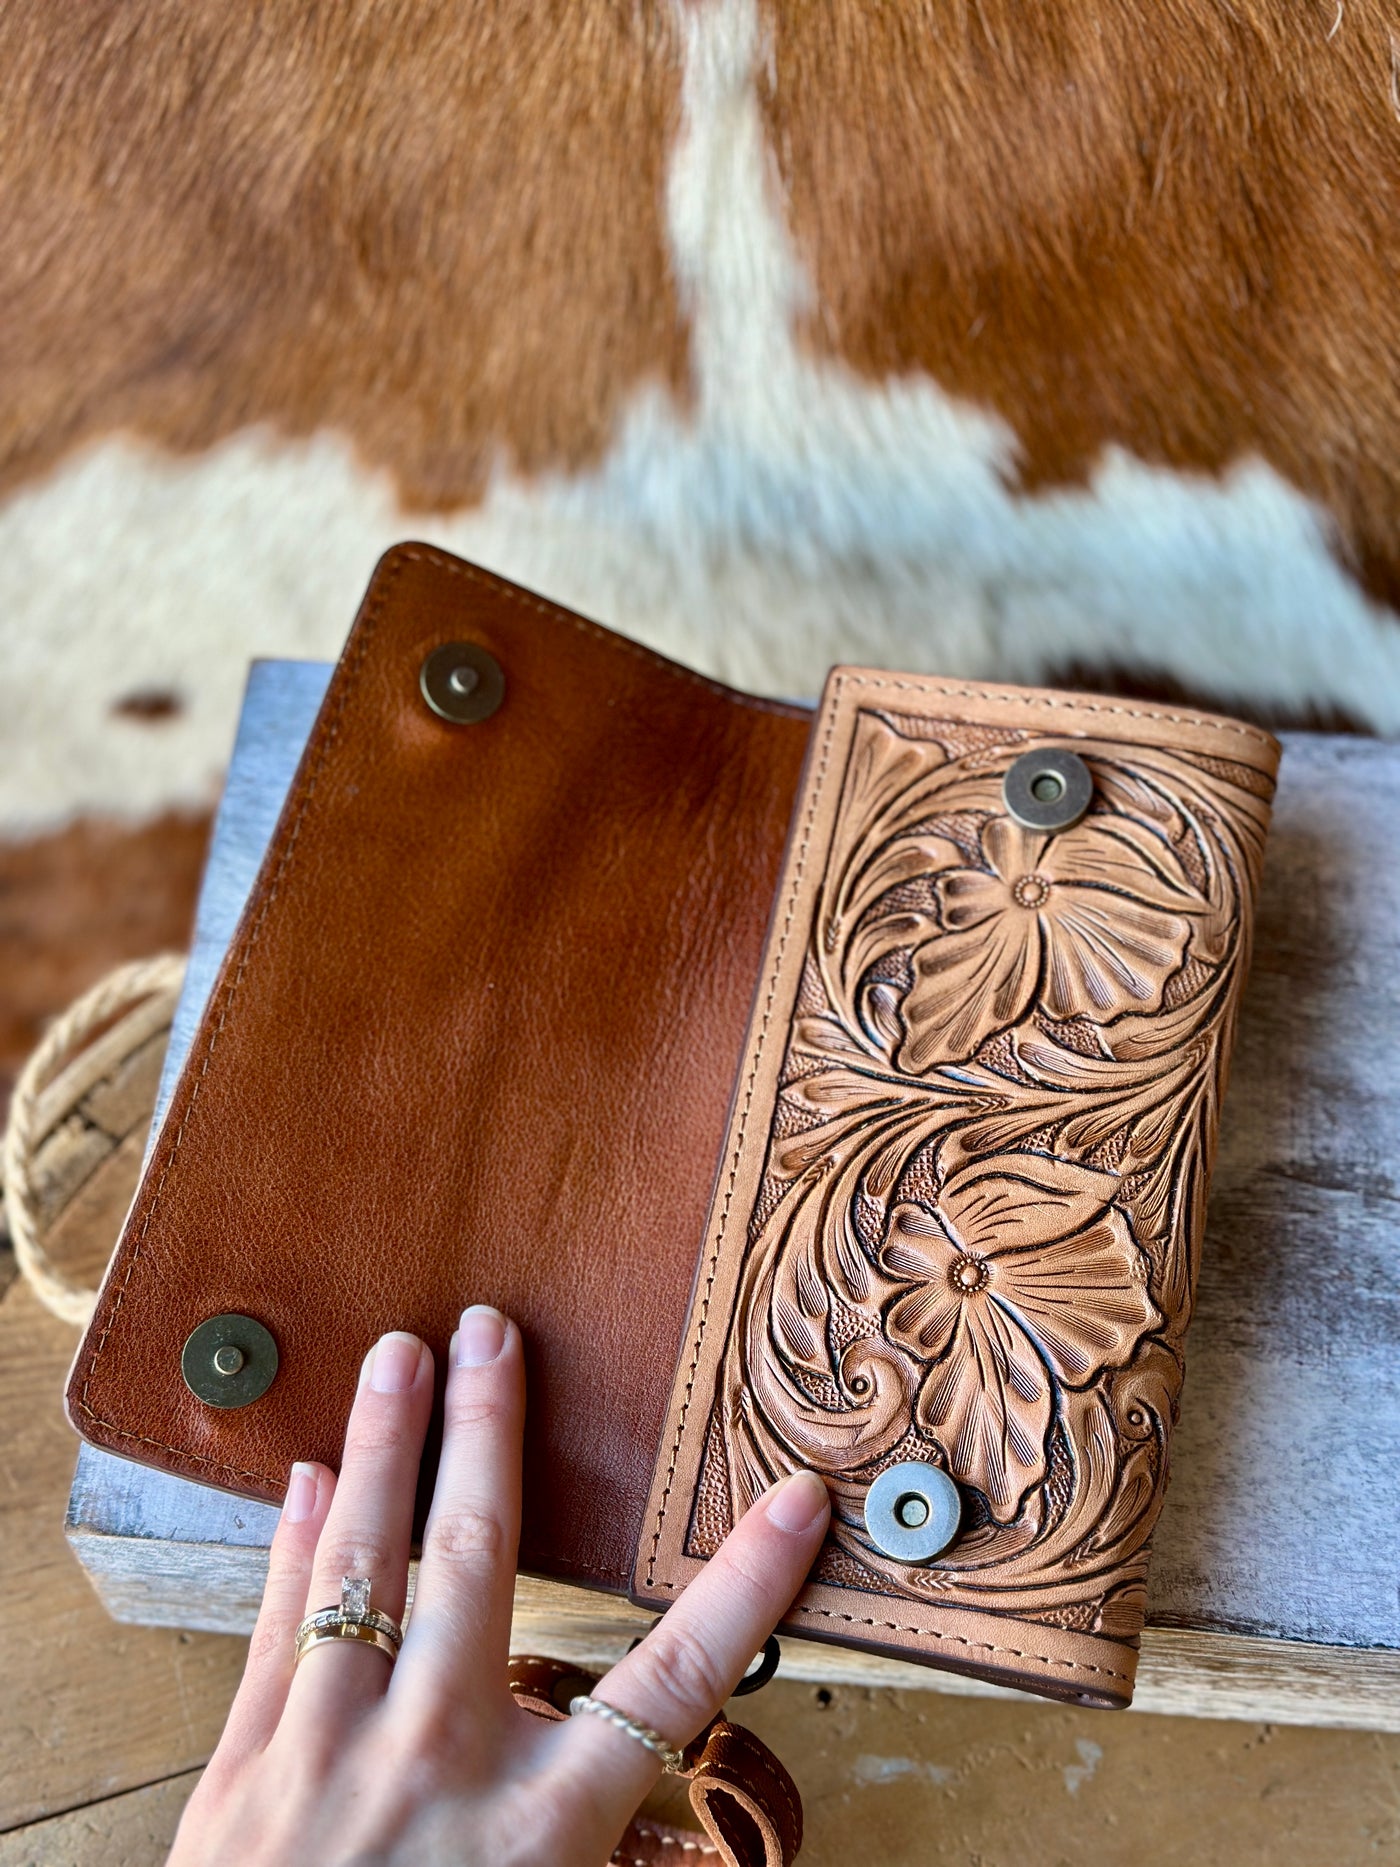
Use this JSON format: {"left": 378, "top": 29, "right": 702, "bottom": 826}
{"left": 170, "top": 1308, "right": 831, "bottom": 1866}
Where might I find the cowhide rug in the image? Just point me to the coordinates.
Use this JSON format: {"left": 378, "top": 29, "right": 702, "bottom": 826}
{"left": 3, "top": 0, "right": 1397, "bottom": 1091}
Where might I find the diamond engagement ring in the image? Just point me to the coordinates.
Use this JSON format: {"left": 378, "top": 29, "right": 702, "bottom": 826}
{"left": 294, "top": 1575, "right": 405, "bottom": 1667}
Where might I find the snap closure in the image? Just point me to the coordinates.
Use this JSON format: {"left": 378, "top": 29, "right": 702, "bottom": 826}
{"left": 864, "top": 1461, "right": 962, "bottom": 1563}
{"left": 1002, "top": 746, "right": 1093, "bottom": 833}
{"left": 182, "top": 1313, "right": 279, "bottom": 1408}
{"left": 419, "top": 642, "right": 505, "bottom": 724}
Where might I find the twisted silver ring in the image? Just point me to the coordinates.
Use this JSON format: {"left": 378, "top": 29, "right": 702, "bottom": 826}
{"left": 568, "top": 1694, "right": 685, "bottom": 1773}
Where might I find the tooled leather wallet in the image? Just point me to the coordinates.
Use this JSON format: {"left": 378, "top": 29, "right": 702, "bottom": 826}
{"left": 68, "top": 544, "right": 1279, "bottom": 1711}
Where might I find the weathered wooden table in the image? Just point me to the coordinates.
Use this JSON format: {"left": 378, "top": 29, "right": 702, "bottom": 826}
{"left": 65, "top": 664, "right": 1400, "bottom": 1729}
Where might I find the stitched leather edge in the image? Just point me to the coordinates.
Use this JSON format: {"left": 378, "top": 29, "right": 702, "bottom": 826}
{"left": 71, "top": 551, "right": 401, "bottom": 1476}
{"left": 837, "top": 673, "right": 1278, "bottom": 748}
{"left": 651, "top": 1586, "right": 1133, "bottom": 1686}
{"left": 620, "top": 1825, "right": 720, "bottom": 1858}
{"left": 709, "top": 1723, "right": 802, "bottom": 1843}
{"left": 397, "top": 547, "right": 811, "bottom": 723}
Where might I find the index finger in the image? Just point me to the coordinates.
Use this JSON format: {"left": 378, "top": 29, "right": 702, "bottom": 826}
{"left": 554, "top": 1469, "right": 830, "bottom": 1815}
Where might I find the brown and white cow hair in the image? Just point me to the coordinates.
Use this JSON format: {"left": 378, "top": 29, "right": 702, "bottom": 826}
{"left": 4, "top": 0, "right": 1400, "bottom": 836}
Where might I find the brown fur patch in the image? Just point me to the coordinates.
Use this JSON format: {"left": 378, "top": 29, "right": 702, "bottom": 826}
{"left": 0, "top": 813, "right": 209, "bottom": 1119}
{"left": 5, "top": 0, "right": 1398, "bottom": 624}
{"left": 110, "top": 690, "right": 183, "bottom": 723}
{"left": 0, "top": 2, "right": 687, "bottom": 508}
{"left": 761, "top": 1, "right": 1400, "bottom": 607}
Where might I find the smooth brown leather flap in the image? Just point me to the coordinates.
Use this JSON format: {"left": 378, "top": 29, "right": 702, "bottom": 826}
{"left": 636, "top": 667, "right": 1280, "bottom": 1705}
{"left": 68, "top": 545, "right": 809, "bottom": 1590}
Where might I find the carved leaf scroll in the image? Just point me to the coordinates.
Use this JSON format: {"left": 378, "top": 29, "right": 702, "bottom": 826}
{"left": 700, "top": 709, "right": 1271, "bottom": 1626}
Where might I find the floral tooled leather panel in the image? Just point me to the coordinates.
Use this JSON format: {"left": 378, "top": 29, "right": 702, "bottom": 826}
{"left": 637, "top": 671, "right": 1279, "bottom": 1708}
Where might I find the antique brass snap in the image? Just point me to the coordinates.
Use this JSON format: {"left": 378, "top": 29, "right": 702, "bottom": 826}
{"left": 419, "top": 642, "right": 505, "bottom": 724}
{"left": 182, "top": 1314, "right": 279, "bottom": 1409}
{"left": 1003, "top": 747, "right": 1093, "bottom": 833}
{"left": 864, "top": 1461, "right": 962, "bottom": 1564}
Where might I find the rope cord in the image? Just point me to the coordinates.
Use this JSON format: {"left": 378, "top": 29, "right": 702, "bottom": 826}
{"left": 2, "top": 954, "right": 185, "bottom": 1324}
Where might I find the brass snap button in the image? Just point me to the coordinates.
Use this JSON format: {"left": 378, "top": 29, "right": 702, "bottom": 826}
{"left": 1002, "top": 746, "right": 1093, "bottom": 833}
{"left": 864, "top": 1461, "right": 962, "bottom": 1563}
{"left": 182, "top": 1313, "right": 279, "bottom": 1409}
{"left": 419, "top": 642, "right": 505, "bottom": 724}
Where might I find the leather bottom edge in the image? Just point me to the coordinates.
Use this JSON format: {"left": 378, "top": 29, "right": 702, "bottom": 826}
{"left": 631, "top": 1574, "right": 1136, "bottom": 1711}
{"left": 771, "top": 1612, "right": 1135, "bottom": 1711}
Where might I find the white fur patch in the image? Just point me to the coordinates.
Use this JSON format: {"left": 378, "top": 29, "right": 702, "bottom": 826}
{"left": 2, "top": 0, "right": 1396, "bottom": 832}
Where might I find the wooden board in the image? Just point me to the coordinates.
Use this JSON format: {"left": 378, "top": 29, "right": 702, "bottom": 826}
{"left": 730, "top": 1686, "right": 1400, "bottom": 1867}
{"left": 0, "top": 1774, "right": 201, "bottom": 1867}
{"left": 61, "top": 664, "right": 1400, "bottom": 1727}
{"left": 9, "top": 1697, "right": 1400, "bottom": 1867}
{"left": 0, "top": 1266, "right": 247, "bottom": 1833}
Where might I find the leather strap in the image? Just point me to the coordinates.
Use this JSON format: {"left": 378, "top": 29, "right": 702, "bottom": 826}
{"left": 507, "top": 1655, "right": 802, "bottom": 1867}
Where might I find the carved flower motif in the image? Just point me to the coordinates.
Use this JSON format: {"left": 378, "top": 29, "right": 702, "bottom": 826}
{"left": 900, "top": 814, "right": 1198, "bottom": 1071}
{"left": 881, "top": 1156, "right": 1160, "bottom": 1523}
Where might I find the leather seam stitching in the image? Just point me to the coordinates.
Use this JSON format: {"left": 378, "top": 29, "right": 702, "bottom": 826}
{"left": 643, "top": 667, "right": 1137, "bottom": 1688}
{"left": 72, "top": 553, "right": 400, "bottom": 1476}
{"left": 629, "top": 1822, "right": 721, "bottom": 1855}
{"left": 613, "top": 1848, "right": 717, "bottom": 1863}
{"left": 844, "top": 673, "right": 1277, "bottom": 749}
{"left": 399, "top": 546, "right": 810, "bottom": 721}
{"left": 706, "top": 1725, "right": 800, "bottom": 1838}
{"left": 652, "top": 1587, "right": 1131, "bottom": 1683}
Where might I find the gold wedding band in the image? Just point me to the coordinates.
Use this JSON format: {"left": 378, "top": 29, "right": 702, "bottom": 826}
{"left": 568, "top": 1694, "right": 685, "bottom": 1773}
{"left": 294, "top": 1574, "right": 404, "bottom": 1668}
{"left": 295, "top": 1620, "right": 400, "bottom": 1665}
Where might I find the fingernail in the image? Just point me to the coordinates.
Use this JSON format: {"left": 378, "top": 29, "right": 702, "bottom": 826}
{"left": 370, "top": 1331, "right": 423, "bottom": 1393}
{"left": 456, "top": 1305, "right": 506, "bottom": 1367}
{"left": 763, "top": 1470, "right": 829, "bottom": 1534}
{"left": 284, "top": 1462, "right": 319, "bottom": 1524}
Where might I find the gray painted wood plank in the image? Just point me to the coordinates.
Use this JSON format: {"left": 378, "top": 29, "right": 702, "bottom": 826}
{"left": 1151, "top": 735, "right": 1400, "bottom": 1650}
{"left": 147, "top": 658, "right": 332, "bottom": 1148}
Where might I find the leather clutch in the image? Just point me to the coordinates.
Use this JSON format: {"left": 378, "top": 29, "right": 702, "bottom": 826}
{"left": 67, "top": 544, "right": 1278, "bottom": 1708}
